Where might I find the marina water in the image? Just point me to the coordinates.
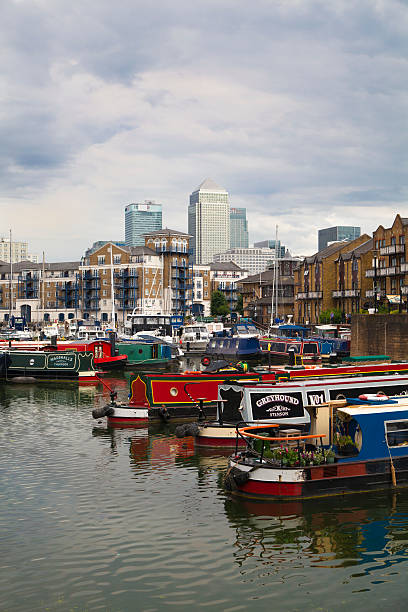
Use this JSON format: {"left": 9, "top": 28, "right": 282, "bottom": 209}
{"left": 2, "top": 375, "right": 408, "bottom": 611}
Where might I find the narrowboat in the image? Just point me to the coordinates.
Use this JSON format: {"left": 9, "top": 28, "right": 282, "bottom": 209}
{"left": 194, "top": 369, "right": 408, "bottom": 448}
{"left": 116, "top": 339, "right": 174, "bottom": 368}
{"left": 259, "top": 337, "right": 322, "bottom": 364}
{"left": 91, "top": 361, "right": 271, "bottom": 425}
{"left": 0, "top": 349, "right": 98, "bottom": 383}
{"left": 203, "top": 336, "right": 262, "bottom": 363}
{"left": 225, "top": 396, "right": 408, "bottom": 500}
{"left": 49, "top": 339, "right": 127, "bottom": 371}
{"left": 91, "top": 358, "right": 408, "bottom": 426}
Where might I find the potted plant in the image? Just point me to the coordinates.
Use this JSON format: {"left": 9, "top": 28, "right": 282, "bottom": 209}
{"left": 334, "top": 434, "right": 358, "bottom": 455}
{"left": 325, "top": 447, "right": 336, "bottom": 463}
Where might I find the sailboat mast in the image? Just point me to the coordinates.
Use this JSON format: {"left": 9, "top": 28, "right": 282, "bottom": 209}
{"left": 9, "top": 229, "right": 12, "bottom": 321}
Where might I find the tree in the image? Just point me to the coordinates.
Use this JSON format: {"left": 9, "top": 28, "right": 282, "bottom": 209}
{"left": 235, "top": 293, "right": 244, "bottom": 316}
{"left": 210, "top": 290, "right": 229, "bottom": 316}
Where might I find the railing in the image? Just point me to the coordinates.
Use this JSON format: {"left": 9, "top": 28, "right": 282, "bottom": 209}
{"left": 379, "top": 244, "right": 404, "bottom": 255}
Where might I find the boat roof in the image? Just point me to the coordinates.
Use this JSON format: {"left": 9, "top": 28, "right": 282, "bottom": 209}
{"left": 340, "top": 403, "right": 408, "bottom": 416}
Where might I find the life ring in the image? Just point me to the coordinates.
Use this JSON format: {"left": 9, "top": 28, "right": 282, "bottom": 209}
{"left": 201, "top": 355, "right": 211, "bottom": 366}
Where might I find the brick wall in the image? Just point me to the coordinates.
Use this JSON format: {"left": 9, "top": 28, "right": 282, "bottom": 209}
{"left": 351, "top": 314, "right": 408, "bottom": 360}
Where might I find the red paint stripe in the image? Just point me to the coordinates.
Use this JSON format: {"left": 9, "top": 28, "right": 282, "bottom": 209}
{"left": 240, "top": 479, "right": 303, "bottom": 497}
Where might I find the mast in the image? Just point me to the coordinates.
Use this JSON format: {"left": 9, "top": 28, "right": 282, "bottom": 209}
{"left": 9, "top": 229, "right": 12, "bottom": 322}
{"left": 109, "top": 245, "right": 116, "bottom": 329}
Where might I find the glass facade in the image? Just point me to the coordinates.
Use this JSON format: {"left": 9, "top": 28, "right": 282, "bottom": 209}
{"left": 125, "top": 201, "right": 162, "bottom": 247}
{"left": 230, "top": 208, "right": 249, "bottom": 248}
{"left": 318, "top": 226, "right": 361, "bottom": 252}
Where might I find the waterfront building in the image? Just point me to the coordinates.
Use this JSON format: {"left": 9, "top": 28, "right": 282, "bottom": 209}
{"left": 318, "top": 226, "right": 361, "bottom": 252}
{"left": 0, "top": 237, "right": 37, "bottom": 263}
{"left": 254, "top": 239, "right": 287, "bottom": 258}
{"left": 144, "top": 228, "right": 191, "bottom": 315}
{"left": 125, "top": 201, "right": 162, "bottom": 247}
{"left": 230, "top": 208, "right": 249, "bottom": 248}
{"left": 0, "top": 260, "right": 80, "bottom": 324}
{"left": 367, "top": 214, "right": 408, "bottom": 310}
{"left": 332, "top": 238, "right": 373, "bottom": 315}
{"left": 213, "top": 246, "right": 280, "bottom": 275}
{"left": 210, "top": 262, "right": 247, "bottom": 314}
{"left": 294, "top": 234, "right": 370, "bottom": 324}
{"left": 188, "top": 179, "right": 230, "bottom": 265}
{"left": 238, "top": 259, "right": 300, "bottom": 327}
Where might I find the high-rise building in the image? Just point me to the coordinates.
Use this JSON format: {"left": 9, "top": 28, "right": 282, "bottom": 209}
{"left": 213, "top": 247, "right": 281, "bottom": 275}
{"left": 254, "top": 239, "right": 287, "bottom": 258}
{"left": 230, "top": 208, "right": 249, "bottom": 248}
{"left": 125, "top": 201, "right": 162, "bottom": 247}
{"left": 188, "top": 179, "right": 230, "bottom": 264}
{"left": 318, "top": 226, "right": 361, "bottom": 252}
{"left": 0, "top": 237, "right": 37, "bottom": 263}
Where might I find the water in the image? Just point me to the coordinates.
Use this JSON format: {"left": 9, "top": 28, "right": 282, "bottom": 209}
{"left": 2, "top": 378, "right": 408, "bottom": 611}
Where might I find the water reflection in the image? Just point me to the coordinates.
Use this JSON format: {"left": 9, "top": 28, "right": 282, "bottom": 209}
{"left": 224, "top": 491, "right": 408, "bottom": 581}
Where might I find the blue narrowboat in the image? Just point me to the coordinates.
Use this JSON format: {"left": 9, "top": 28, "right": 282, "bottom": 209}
{"left": 226, "top": 396, "right": 408, "bottom": 499}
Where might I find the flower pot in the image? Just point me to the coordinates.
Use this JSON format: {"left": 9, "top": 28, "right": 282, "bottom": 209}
{"left": 338, "top": 444, "right": 357, "bottom": 456}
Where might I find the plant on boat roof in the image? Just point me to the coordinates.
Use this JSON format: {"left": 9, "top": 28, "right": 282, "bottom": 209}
{"left": 334, "top": 433, "right": 356, "bottom": 448}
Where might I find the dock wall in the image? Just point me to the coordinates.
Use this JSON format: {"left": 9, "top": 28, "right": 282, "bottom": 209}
{"left": 351, "top": 314, "right": 408, "bottom": 360}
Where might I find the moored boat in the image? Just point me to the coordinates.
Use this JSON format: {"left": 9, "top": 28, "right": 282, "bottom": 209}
{"left": 225, "top": 396, "right": 408, "bottom": 500}
{"left": 91, "top": 361, "right": 408, "bottom": 423}
{"left": 195, "top": 368, "right": 408, "bottom": 448}
{"left": 0, "top": 349, "right": 99, "bottom": 383}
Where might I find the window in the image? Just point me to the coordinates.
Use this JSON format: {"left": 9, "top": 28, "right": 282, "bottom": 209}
{"left": 391, "top": 236, "right": 396, "bottom": 245}
{"left": 113, "top": 255, "right": 121, "bottom": 264}
{"left": 400, "top": 235, "right": 405, "bottom": 245}
{"left": 386, "top": 420, "right": 408, "bottom": 447}
{"left": 97, "top": 256, "right": 105, "bottom": 265}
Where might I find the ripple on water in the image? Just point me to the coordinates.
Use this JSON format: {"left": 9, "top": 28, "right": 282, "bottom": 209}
{"left": 2, "top": 386, "right": 408, "bottom": 610}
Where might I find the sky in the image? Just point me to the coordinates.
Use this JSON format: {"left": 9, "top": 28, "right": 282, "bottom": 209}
{"left": 1, "top": 0, "right": 407, "bottom": 261}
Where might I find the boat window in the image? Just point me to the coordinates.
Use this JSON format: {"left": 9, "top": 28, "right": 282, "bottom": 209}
{"left": 386, "top": 420, "right": 408, "bottom": 447}
{"left": 302, "top": 342, "right": 318, "bottom": 354}
{"left": 287, "top": 343, "right": 301, "bottom": 353}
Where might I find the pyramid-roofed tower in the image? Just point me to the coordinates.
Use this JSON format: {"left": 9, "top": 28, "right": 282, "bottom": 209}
{"left": 188, "top": 179, "right": 230, "bottom": 265}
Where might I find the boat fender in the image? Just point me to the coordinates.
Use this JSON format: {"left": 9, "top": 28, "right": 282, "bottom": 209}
{"left": 224, "top": 466, "right": 250, "bottom": 491}
{"left": 92, "top": 404, "right": 115, "bottom": 419}
{"left": 175, "top": 424, "right": 187, "bottom": 438}
{"left": 158, "top": 405, "right": 171, "bottom": 421}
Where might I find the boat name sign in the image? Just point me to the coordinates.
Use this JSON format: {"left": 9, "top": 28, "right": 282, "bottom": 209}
{"left": 251, "top": 391, "right": 305, "bottom": 419}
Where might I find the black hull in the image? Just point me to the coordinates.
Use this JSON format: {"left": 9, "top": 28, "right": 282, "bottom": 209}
{"left": 149, "top": 403, "right": 218, "bottom": 423}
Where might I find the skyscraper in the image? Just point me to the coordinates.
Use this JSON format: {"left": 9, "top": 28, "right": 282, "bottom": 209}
{"left": 318, "top": 226, "right": 361, "bottom": 252}
{"left": 125, "top": 201, "right": 162, "bottom": 247}
{"left": 230, "top": 208, "right": 249, "bottom": 248}
{"left": 188, "top": 179, "right": 230, "bottom": 264}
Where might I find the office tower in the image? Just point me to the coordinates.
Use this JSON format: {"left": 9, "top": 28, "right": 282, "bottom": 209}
{"left": 125, "top": 201, "right": 162, "bottom": 247}
{"left": 318, "top": 226, "right": 361, "bottom": 252}
{"left": 230, "top": 208, "right": 249, "bottom": 248}
{"left": 254, "top": 239, "right": 287, "bottom": 258}
{"left": 188, "top": 178, "right": 230, "bottom": 264}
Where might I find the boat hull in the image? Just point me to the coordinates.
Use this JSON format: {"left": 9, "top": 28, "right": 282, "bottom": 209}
{"left": 227, "top": 457, "right": 408, "bottom": 500}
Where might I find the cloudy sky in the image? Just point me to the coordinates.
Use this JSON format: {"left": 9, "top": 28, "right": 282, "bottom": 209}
{"left": 1, "top": 0, "right": 407, "bottom": 261}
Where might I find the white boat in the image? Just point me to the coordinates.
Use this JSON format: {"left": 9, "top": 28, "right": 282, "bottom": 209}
{"left": 180, "top": 324, "right": 211, "bottom": 351}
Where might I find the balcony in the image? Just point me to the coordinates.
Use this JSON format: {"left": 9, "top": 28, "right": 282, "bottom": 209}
{"left": 366, "top": 267, "right": 401, "bottom": 277}
{"left": 365, "top": 289, "right": 385, "bottom": 298}
{"left": 401, "top": 263, "right": 408, "bottom": 273}
{"left": 344, "top": 289, "right": 360, "bottom": 297}
{"left": 308, "top": 291, "right": 322, "bottom": 299}
{"left": 332, "top": 290, "right": 344, "bottom": 298}
{"left": 296, "top": 292, "right": 308, "bottom": 300}
{"left": 379, "top": 244, "right": 405, "bottom": 256}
